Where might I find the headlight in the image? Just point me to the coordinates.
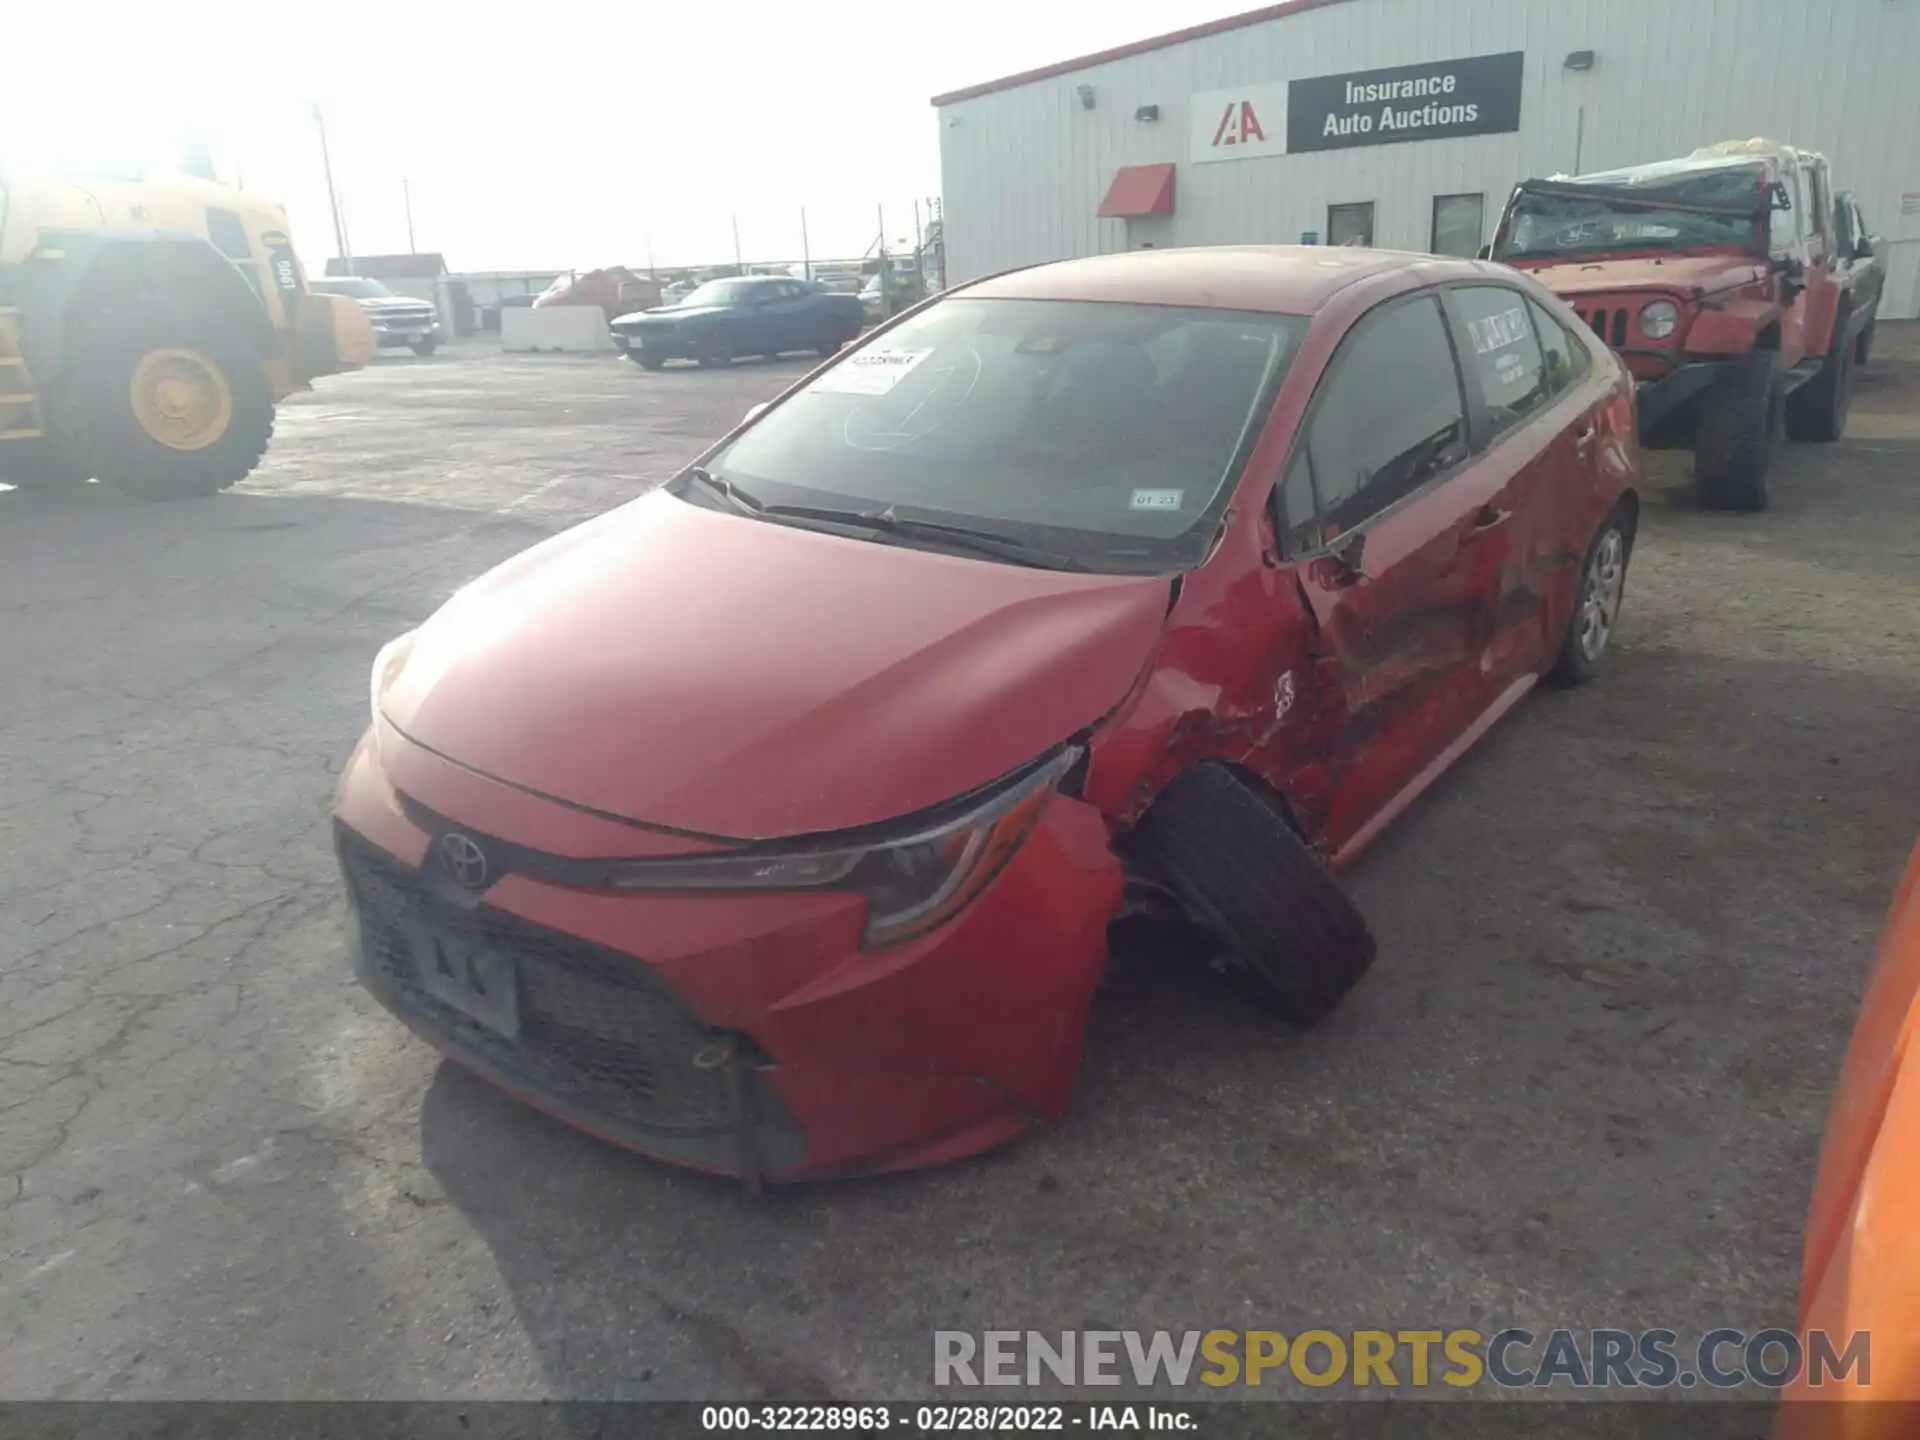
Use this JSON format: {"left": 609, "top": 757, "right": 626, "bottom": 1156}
{"left": 370, "top": 630, "right": 418, "bottom": 727}
{"left": 1639, "top": 300, "right": 1680, "bottom": 340}
{"left": 608, "top": 747, "right": 1081, "bottom": 947}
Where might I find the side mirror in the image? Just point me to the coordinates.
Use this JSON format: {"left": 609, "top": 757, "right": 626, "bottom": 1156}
{"left": 743, "top": 402, "right": 770, "bottom": 424}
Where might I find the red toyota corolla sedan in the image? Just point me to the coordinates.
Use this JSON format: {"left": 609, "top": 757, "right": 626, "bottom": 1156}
{"left": 334, "top": 246, "right": 1641, "bottom": 1183}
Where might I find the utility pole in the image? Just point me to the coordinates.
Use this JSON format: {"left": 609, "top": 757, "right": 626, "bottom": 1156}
{"left": 876, "top": 202, "right": 888, "bottom": 317}
{"left": 732, "top": 215, "right": 743, "bottom": 271}
{"left": 800, "top": 207, "right": 811, "bottom": 282}
{"left": 312, "top": 104, "right": 352, "bottom": 274}
{"left": 646, "top": 234, "right": 656, "bottom": 282}
{"left": 403, "top": 177, "right": 418, "bottom": 254}
{"left": 912, "top": 198, "right": 924, "bottom": 302}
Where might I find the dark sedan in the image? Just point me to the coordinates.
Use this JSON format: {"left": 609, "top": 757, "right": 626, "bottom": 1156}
{"left": 611, "top": 276, "right": 865, "bottom": 370}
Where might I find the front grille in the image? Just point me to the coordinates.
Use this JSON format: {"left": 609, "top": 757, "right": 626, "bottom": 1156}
{"left": 1578, "top": 306, "right": 1629, "bottom": 349}
{"left": 375, "top": 311, "right": 436, "bottom": 327}
{"left": 338, "top": 828, "right": 742, "bottom": 1137}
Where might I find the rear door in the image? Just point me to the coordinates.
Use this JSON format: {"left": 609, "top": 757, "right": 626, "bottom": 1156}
{"left": 1283, "top": 290, "right": 1504, "bottom": 854}
{"left": 1438, "top": 283, "right": 1591, "bottom": 685}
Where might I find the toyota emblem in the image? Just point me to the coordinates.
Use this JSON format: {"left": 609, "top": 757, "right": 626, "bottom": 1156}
{"left": 437, "top": 832, "right": 491, "bottom": 890}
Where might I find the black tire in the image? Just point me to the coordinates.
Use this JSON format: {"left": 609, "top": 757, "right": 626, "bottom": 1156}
{"left": 52, "top": 311, "right": 272, "bottom": 502}
{"left": 409, "top": 336, "right": 439, "bottom": 357}
{"left": 629, "top": 351, "right": 665, "bottom": 371}
{"left": 815, "top": 332, "right": 845, "bottom": 358}
{"left": 695, "top": 331, "right": 733, "bottom": 369}
{"left": 1545, "top": 504, "right": 1633, "bottom": 688}
{"left": 1693, "top": 351, "right": 1782, "bottom": 512}
{"left": 1855, "top": 317, "right": 1876, "bottom": 366}
{"left": 1785, "top": 313, "right": 1854, "bottom": 443}
{"left": 1126, "top": 764, "right": 1377, "bottom": 1027}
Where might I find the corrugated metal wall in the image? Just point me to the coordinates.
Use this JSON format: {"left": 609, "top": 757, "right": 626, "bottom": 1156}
{"left": 937, "top": 0, "right": 1920, "bottom": 317}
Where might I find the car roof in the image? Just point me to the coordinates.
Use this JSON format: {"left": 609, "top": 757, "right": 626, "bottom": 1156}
{"left": 962, "top": 245, "right": 1484, "bottom": 316}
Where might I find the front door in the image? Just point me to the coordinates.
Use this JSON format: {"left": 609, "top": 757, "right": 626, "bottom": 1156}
{"left": 1279, "top": 290, "right": 1499, "bottom": 854}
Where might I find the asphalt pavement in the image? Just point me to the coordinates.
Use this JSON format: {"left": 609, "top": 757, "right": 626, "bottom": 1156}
{"left": 2, "top": 339, "right": 1917, "bottom": 1401}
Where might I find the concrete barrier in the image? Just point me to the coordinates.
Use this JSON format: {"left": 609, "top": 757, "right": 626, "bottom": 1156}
{"left": 500, "top": 305, "right": 614, "bottom": 354}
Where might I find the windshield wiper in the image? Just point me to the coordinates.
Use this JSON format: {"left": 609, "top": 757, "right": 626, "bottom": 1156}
{"left": 766, "top": 502, "right": 1091, "bottom": 572}
{"left": 682, "top": 465, "right": 766, "bottom": 513}
{"left": 683, "top": 470, "right": 1089, "bottom": 571}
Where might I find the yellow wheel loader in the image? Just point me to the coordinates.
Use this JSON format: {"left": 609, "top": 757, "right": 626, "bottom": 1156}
{"left": 0, "top": 170, "right": 375, "bottom": 500}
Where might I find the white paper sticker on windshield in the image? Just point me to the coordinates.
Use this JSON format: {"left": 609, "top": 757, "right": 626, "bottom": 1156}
{"left": 1131, "top": 489, "right": 1184, "bottom": 511}
{"left": 808, "top": 348, "right": 934, "bottom": 395}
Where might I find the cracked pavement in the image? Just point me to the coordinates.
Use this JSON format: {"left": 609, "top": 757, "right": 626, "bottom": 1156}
{"left": 2, "top": 340, "right": 1917, "bottom": 1401}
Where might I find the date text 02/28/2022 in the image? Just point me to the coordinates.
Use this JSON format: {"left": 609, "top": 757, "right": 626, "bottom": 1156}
{"left": 700, "top": 1405, "right": 1193, "bottom": 1431}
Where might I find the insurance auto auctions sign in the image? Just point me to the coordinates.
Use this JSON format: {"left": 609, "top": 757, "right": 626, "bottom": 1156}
{"left": 1288, "top": 51, "right": 1524, "bottom": 152}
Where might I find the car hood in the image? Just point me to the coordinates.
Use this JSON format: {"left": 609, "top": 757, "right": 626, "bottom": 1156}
{"left": 380, "top": 492, "right": 1171, "bottom": 840}
{"left": 614, "top": 303, "right": 724, "bottom": 329}
{"left": 1517, "top": 254, "right": 1766, "bottom": 299}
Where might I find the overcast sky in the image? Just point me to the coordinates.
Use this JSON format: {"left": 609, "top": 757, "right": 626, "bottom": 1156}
{"left": 5, "top": 1, "right": 1243, "bottom": 273}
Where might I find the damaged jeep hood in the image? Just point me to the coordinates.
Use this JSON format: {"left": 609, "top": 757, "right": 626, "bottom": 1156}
{"left": 1517, "top": 254, "right": 1766, "bottom": 298}
{"left": 379, "top": 491, "right": 1171, "bottom": 840}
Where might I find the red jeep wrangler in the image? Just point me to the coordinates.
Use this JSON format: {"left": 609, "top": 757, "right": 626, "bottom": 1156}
{"left": 1490, "top": 140, "right": 1870, "bottom": 512}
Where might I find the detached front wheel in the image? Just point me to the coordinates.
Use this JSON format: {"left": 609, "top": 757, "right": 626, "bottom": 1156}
{"left": 55, "top": 322, "right": 272, "bottom": 501}
{"left": 1127, "top": 764, "right": 1377, "bottom": 1028}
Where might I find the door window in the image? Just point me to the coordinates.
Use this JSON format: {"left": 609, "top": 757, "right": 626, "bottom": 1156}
{"left": 1431, "top": 194, "right": 1485, "bottom": 257}
{"left": 1769, "top": 172, "right": 1803, "bottom": 254}
{"left": 1452, "top": 286, "right": 1550, "bottom": 435}
{"left": 1328, "top": 202, "right": 1375, "bottom": 247}
{"left": 1528, "top": 297, "right": 1590, "bottom": 397}
{"left": 1300, "top": 294, "right": 1466, "bottom": 537}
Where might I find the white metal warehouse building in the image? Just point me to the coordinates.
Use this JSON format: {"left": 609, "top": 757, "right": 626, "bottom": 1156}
{"left": 932, "top": 0, "right": 1920, "bottom": 318}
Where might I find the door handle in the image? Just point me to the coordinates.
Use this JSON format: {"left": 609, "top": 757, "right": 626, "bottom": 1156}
{"left": 1473, "top": 504, "right": 1511, "bottom": 531}
{"left": 1573, "top": 424, "right": 1598, "bottom": 454}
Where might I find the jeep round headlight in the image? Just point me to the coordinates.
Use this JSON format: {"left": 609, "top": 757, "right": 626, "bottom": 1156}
{"left": 1640, "top": 300, "right": 1680, "bottom": 340}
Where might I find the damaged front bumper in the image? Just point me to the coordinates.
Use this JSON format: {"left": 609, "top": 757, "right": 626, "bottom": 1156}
{"left": 332, "top": 730, "right": 1122, "bottom": 1183}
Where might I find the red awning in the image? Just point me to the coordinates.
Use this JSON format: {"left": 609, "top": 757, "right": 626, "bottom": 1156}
{"left": 1097, "top": 163, "right": 1176, "bottom": 218}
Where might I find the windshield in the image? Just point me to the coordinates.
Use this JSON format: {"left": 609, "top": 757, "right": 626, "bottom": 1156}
{"left": 311, "top": 277, "right": 393, "bottom": 299}
{"left": 682, "top": 279, "right": 759, "bottom": 307}
{"left": 1498, "top": 164, "right": 1767, "bottom": 260}
{"left": 698, "top": 297, "right": 1308, "bottom": 572}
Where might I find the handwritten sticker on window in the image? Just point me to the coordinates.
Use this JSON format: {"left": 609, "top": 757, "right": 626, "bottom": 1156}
{"left": 1468, "top": 306, "right": 1531, "bottom": 355}
{"left": 1130, "top": 489, "right": 1184, "bottom": 510}
{"left": 808, "top": 348, "right": 934, "bottom": 396}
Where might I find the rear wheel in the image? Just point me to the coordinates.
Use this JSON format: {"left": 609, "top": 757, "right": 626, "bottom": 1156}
{"left": 1126, "top": 764, "right": 1377, "bottom": 1028}
{"left": 53, "top": 314, "right": 272, "bottom": 501}
{"left": 409, "top": 336, "right": 439, "bottom": 357}
{"left": 1546, "top": 505, "right": 1633, "bottom": 688}
{"left": 1856, "top": 317, "right": 1876, "bottom": 366}
{"left": 1693, "top": 352, "right": 1782, "bottom": 512}
{"left": 815, "top": 332, "right": 845, "bottom": 358}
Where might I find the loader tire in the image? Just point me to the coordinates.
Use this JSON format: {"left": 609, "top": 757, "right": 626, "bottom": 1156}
{"left": 54, "top": 313, "right": 273, "bottom": 502}
{"left": 1126, "top": 763, "right": 1377, "bottom": 1028}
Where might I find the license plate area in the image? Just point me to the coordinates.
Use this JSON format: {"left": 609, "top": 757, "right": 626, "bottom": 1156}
{"left": 402, "top": 918, "right": 521, "bottom": 1040}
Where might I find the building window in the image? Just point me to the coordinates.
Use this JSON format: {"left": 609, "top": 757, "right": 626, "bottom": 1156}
{"left": 1327, "top": 202, "right": 1375, "bottom": 247}
{"left": 1431, "top": 194, "right": 1485, "bottom": 258}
